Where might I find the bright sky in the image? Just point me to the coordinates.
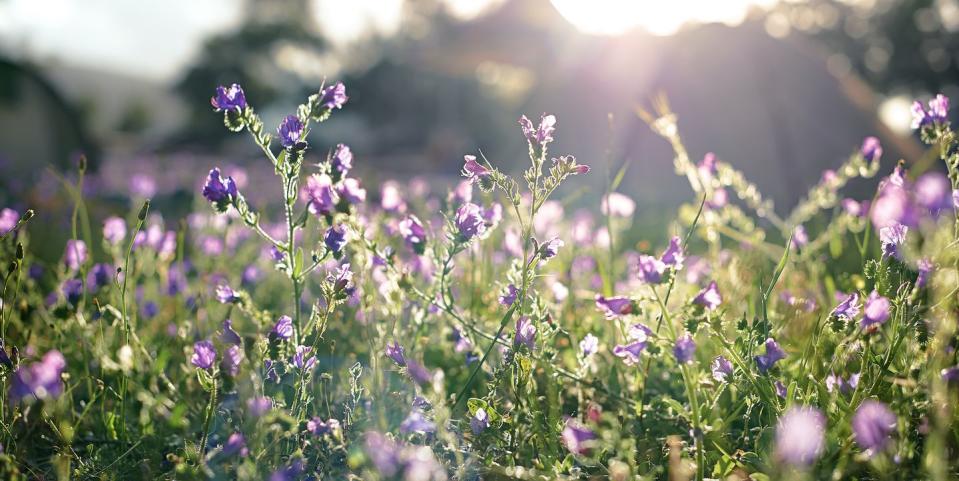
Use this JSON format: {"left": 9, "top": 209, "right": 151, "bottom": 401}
{"left": 0, "top": 0, "right": 781, "bottom": 81}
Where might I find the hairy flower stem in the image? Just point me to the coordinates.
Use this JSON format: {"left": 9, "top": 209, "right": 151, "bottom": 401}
{"left": 199, "top": 377, "right": 217, "bottom": 459}
{"left": 117, "top": 200, "right": 149, "bottom": 440}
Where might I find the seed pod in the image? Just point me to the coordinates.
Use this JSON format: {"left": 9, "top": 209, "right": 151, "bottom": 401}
{"left": 137, "top": 200, "right": 151, "bottom": 221}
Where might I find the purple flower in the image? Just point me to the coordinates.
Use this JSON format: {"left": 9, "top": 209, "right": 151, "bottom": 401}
{"left": 879, "top": 223, "right": 908, "bottom": 257}
{"left": 386, "top": 341, "right": 406, "bottom": 367}
{"left": 216, "top": 284, "right": 239, "bottom": 304}
{"left": 277, "top": 115, "right": 305, "bottom": 148}
{"left": 580, "top": 333, "right": 599, "bottom": 357}
{"left": 271, "top": 315, "right": 294, "bottom": 341}
{"left": 406, "top": 360, "right": 432, "bottom": 385}
{"left": 561, "top": 419, "right": 597, "bottom": 455}
{"left": 861, "top": 136, "right": 883, "bottom": 163}
{"left": 308, "top": 417, "right": 340, "bottom": 436}
{"left": 612, "top": 324, "right": 652, "bottom": 366}
{"left": 499, "top": 284, "right": 519, "bottom": 306}
{"left": 775, "top": 406, "right": 826, "bottom": 466}
{"left": 595, "top": 295, "right": 633, "bottom": 318}
{"left": 826, "top": 372, "right": 860, "bottom": 395}
{"left": 791, "top": 225, "right": 809, "bottom": 249}
{"left": 328, "top": 263, "right": 355, "bottom": 295}
{"left": 775, "top": 380, "right": 788, "bottom": 398}
{"left": 941, "top": 366, "right": 959, "bottom": 384}
{"left": 0, "top": 339, "right": 12, "bottom": 369}
{"left": 305, "top": 174, "right": 338, "bottom": 216}
{"left": 9, "top": 350, "right": 66, "bottom": 403}
{"left": 693, "top": 281, "right": 722, "bottom": 311}
{"left": 222, "top": 432, "right": 248, "bottom": 457}
{"left": 330, "top": 143, "right": 353, "bottom": 175}
{"left": 915, "top": 171, "right": 953, "bottom": 212}
{"left": 698, "top": 152, "right": 718, "bottom": 177}
{"left": 202, "top": 168, "right": 238, "bottom": 211}
{"left": 0, "top": 208, "right": 19, "bottom": 235}
{"left": 471, "top": 408, "right": 490, "bottom": 435}
{"left": 319, "top": 82, "right": 348, "bottom": 110}
{"left": 191, "top": 341, "right": 216, "bottom": 370}
{"left": 660, "top": 236, "right": 685, "bottom": 269}
{"left": 862, "top": 290, "right": 891, "bottom": 328}
{"left": 61, "top": 279, "right": 83, "bottom": 305}
{"left": 324, "top": 224, "right": 349, "bottom": 254}
{"left": 87, "top": 263, "right": 113, "bottom": 291}
{"left": 399, "top": 215, "right": 427, "bottom": 254}
{"left": 831, "top": 292, "right": 861, "bottom": 321}
{"left": 247, "top": 396, "right": 272, "bottom": 417}
{"left": 461, "top": 155, "right": 490, "bottom": 182}
{"left": 911, "top": 94, "right": 949, "bottom": 129}
{"left": 852, "top": 400, "right": 897, "bottom": 455}
{"left": 399, "top": 410, "right": 436, "bottom": 434}
{"left": 337, "top": 177, "right": 367, "bottom": 205}
{"left": 454, "top": 202, "right": 486, "bottom": 241}
{"left": 636, "top": 255, "right": 666, "bottom": 284}
{"left": 916, "top": 259, "right": 933, "bottom": 288}
{"left": 220, "top": 319, "right": 242, "bottom": 345}
{"left": 64, "top": 239, "right": 88, "bottom": 271}
{"left": 519, "top": 113, "right": 556, "bottom": 147}
{"left": 211, "top": 84, "right": 247, "bottom": 111}
{"left": 364, "top": 432, "right": 403, "bottom": 477}
{"left": 270, "top": 459, "right": 305, "bottom": 481}
{"left": 755, "top": 338, "right": 786, "bottom": 373}
{"left": 872, "top": 183, "right": 918, "bottom": 229}
{"left": 538, "top": 237, "right": 564, "bottom": 259}
{"left": 514, "top": 316, "right": 536, "bottom": 350}
{"left": 673, "top": 333, "right": 696, "bottom": 364}
{"left": 292, "top": 345, "right": 316, "bottom": 371}
{"left": 601, "top": 192, "right": 635, "bottom": 218}
{"left": 102, "top": 216, "right": 126, "bottom": 245}
{"left": 711, "top": 356, "right": 734, "bottom": 382}
{"left": 221, "top": 345, "right": 243, "bottom": 376}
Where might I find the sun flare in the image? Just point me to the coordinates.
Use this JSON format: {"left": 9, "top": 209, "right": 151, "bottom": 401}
{"left": 551, "top": 0, "right": 776, "bottom": 36}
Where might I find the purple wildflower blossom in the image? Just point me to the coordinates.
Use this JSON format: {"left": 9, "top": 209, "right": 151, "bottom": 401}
{"left": 399, "top": 215, "right": 427, "bottom": 254}
{"left": 9, "top": 350, "right": 66, "bottom": 403}
{"left": 337, "top": 177, "right": 367, "bottom": 205}
{"left": 471, "top": 408, "right": 490, "bottom": 435}
{"left": 64, "top": 239, "right": 88, "bottom": 271}
{"left": 519, "top": 113, "right": 556, "bottom": 147}
{"left": 916, "top": 259, "right": 933, "bottom": 288}
{"left": 216, "top": 284, "right": 239, "bottom": 304}
{"left": 211, "top": 84, "right": 247, "bottom": 111}
{"left": 461, "top": 155, "right": 490, "bottom": 182}
{"left": 324, "top": 224, "right": 349, "bottom": 254}
{"left": 330, "top": 143, "right": 353, "bottom": 175}
{"left": 102, "top": 216, "right": 126, "bottom": 245}
{"left": 862, "top": 290, "right": 891, "bottom": 328}
{"left": 826, "top": 372, "right": 860, "bottom": 395}
{"left": 386, "top": 341, "right": 406, "bottom": 367}
{"left": 406, "top": 360, "right": 432, "bottom": 385}
{"left": 454, "top": 202, "right": 486, "bottom": 241}
{"left": 247, "top": 396, "right": 272, "bottom": 417}
{"left": 831, "top": 292, "right": 861, "bottom": 321}
{"left": 308, "top": 417, "right": 340, "bottom": 436}
{"left": 755, "top": 338, "right": 786, "bottom": 373}
{"left": 292, "top": 345, "right": 316, "bottom": 372}
{"left": 580, "top": 333, "right": 599, "bottom": 357}
{"left": 221, "top": 345, "right": 243, "bottom": 376}
{"left": 595, "top": 295, "right": 633, "bottom": 318}
{"left": 499, "top": 284, "right": 519, "bottom": 306}
{"left": 915, "top": 172, "right": 953, "bottom": 213}
{"left": 538, "top": 237, "right": 564, "bottom": 259}
{"left": 202, "top": 168, "right": 238, "bottom": 210}
{"left": 636, "top": 254, "right": 666, "bottom": 284}
{"left": 612, "top": 324, "right": 652, "bottom": 366}
{"left": 673, "top": 333, "right": 696, "bottom": 364}
{"left": 87, "top": 263, "right": 113, "bottom": 291}
{"left": 271, "top": 315, "right": 294, "bottom": 341}
{"left": 911, "top": 94, "right": 949, "bottom": 128}
{"left": 514, "top": 316, "right": 536, "bottom": 350}
{"left": 61, "top": 279, "right": 83, "bottom": 305}
{"left": 660, "top": 236, "right": 685, "bottom": 269}
{"left": 879, "top": 223, "right": 908, "bottom": 257}
{"left": 693, "top": 281, "right": 722, "bottom": 310}
{"left": 792, "top": 225, "right": 809, "bottom": 249}
{"left": 400, "top": 410, "right": 436, "bottom": 434}
{"left": 220, "top": 319, "right": 242, "bottom": 345}
{"left": 0, "top": 208, "right": 18, "bottom": 235}
{"left": 861, "top": 136, "right": 883, "bottom": 163}
{"left": 305, "top": 173, "right": 338, "bottom": 216}
{"left": 319, "top": 82, "right": 348, "bottom": 109}
{"left": 601, "top": 192, "right": 635, "bottom": 218}
{"left": 775, "top": 406, "right": 826, "bottom": 467}
{"left": 852, "top": 400, "right": 897, "bottom": 455}
{"left": 561, "top": 419, "right": 597, "bottom": 455}
{"left": 191, "top": 341, "right": 216, "bottom": 370}
{"left": 277, "top": 115, "right": 305, "bottom": 148}
{"left": 711, "top": 356, "right": 734, "bottom": 382}
{"left": 222, "top": 432, "right": 248, "bottom": 457}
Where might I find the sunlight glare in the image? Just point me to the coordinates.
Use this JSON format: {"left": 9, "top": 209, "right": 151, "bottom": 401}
{"left": 551, "top": 0, "right": 776, "bottom": 36}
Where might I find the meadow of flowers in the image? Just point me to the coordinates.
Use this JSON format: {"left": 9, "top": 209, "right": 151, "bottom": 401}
{"left": 1, "top": 81, "right": 958, "bottom": 480}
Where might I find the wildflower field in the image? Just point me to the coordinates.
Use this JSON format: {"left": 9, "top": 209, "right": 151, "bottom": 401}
{"left": 1, "top": 81, "right": 958, "bottom": 481}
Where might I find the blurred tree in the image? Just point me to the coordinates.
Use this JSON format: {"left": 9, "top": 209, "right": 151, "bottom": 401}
{"left": 770, "top": 0, "right": 959, "bottom": 96}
